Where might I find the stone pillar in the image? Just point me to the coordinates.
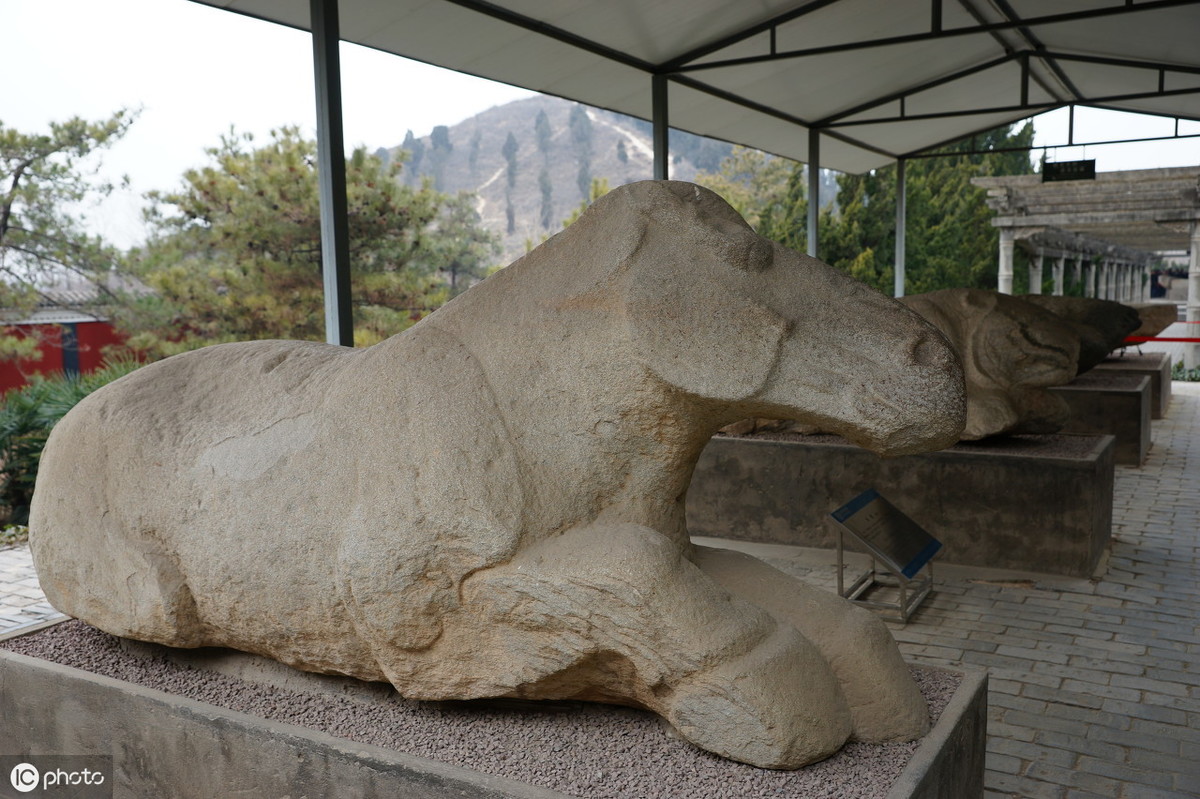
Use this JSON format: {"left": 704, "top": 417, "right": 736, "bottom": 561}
{"left": 1028, "top": 249, "right": 1044, "bottom": 295}
{"left": 1187, "top": 222, "right": 1200, "bottom": 370}
{"left": 1142, "top": 263, "right": 1151, "bottom": 302}
{"left": 1071, "top": 257, "right": 1081, "bottom": 294}
{"left": 998, "top": 229, "right": 1015, "bottom": 294}
{"left": 1102, "top": 260, "right": 1113, "bottom": 300}
{"left": 1083, "top": 261, "right": 1094, "bottom": 298}
{"left": 1052, "top": 256, "right": 1065, "bottom": 296}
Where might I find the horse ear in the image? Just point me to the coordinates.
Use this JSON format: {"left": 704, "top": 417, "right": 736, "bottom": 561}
{"left": 625, "top": 239, "right": 788, "bottom": 402}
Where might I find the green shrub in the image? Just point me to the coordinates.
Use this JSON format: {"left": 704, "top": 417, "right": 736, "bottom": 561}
{"left": 0, "top": 360, "right": 142, "bottom": 525}
{"left": 1172, "top": 360, "right": 1200, "bottom": 382}
{"left": 0, "top": 524, "right": 28, "bottom": 549}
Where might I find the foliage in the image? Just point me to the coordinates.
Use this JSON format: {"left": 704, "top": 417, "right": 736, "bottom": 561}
{"left": 569, "top": 105, "right": 593, "bottom": 201}
{"left": 821, "top": 123, "right": 1036, "bottom": 295}
{"left": 0, "top": 359, "right": 142, "bottom": 525}
{"left": 695, "top": 147, "right": 806, "bottom": 244}
{"left": 116, "top": 127, "right": 498, "bottom": 357}
{"left": 0, "top": 524, "right": 27, "bottom": 549}
{"left": 430, "top": 193, "right": 499, "bottom": 297}
{"left": 534, "top": 109, "right": 552, "bottom": 155}
{"left": 468, "top": 130, "right": 482, "bottom": 174}
{"left": 568, "top": 104, "right": 592, "bottom": 152}
{"left": 698, "top": 124, "right": 1036, "bottom": 295}
{"left": 522, "top": 177, "right": 611, "bottom": 255}
{"left": 402, "top": 130, "right": 424, "bottom": 172}
{"left": 561, "top": 177, "right": 611, "bottom": 229}
{"left": 0, "top": 111, "right": 135, "bottom": 361}
{"left": 502, "top": 132, "right": 519, "bottom": 188}
{"left": 430, "top": 125, "right": 452, "bottom": 152}
{"left": 1172, "top": 360, "right": 1200, "bottom": 382}
{"left": 538, "top": 168, "right": 553, "bottom": 229}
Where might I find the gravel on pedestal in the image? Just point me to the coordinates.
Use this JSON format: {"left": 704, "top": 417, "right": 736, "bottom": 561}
{"left": 3, "top": 620, "right": 960, "bottom": 799}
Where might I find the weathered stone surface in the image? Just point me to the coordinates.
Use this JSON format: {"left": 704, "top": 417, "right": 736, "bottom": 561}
{"left": 898, "top": 289, "right": 1080, "bottom": 440}
{"left": 1017, "top": 295, "right": 1141, "bottom": 373}
{"left": 29, "top": 181, "right": 966, "bottom": 769}
{"left": 1128, "top": 302, "right": 1178, "bottom": 339}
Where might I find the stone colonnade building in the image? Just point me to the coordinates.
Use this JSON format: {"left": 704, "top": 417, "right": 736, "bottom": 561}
{"left": 972, "top": 167, "right": 1200, "bottom": 367}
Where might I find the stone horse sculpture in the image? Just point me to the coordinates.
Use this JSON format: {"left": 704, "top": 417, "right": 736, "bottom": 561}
{"left": 899, "top": 289, "right": 1080, "bottom": 440}
{"left": 1017, "top": 295, "right": 1141, "bottom": 374}
{"left": 30, "top": 181, "right": 966, "bottom": 769}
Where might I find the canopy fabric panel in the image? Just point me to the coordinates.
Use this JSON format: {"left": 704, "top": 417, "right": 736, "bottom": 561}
{"left": 192, "top": 0, "right": 1200, "bottom": 174}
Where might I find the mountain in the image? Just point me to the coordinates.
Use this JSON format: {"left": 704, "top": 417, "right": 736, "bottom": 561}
{"left": 385, "top": 95, "right": 835, "bottom": 265}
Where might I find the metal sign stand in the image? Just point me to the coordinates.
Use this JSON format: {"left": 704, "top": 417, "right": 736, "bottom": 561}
{"left": 830, "top": 488, "right": 941, "bottom": 623}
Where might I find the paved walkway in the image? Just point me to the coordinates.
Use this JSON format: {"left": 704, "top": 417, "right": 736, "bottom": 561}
{"left": 3, "top": 382, "right": 1198, "bottom": 798}
{"left": 0, "top": 545, "right": 64, "bottom": 634}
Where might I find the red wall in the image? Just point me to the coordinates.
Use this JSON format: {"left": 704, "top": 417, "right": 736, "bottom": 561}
{"left": 0, "top": 321, "right": 126, "bottom": 395}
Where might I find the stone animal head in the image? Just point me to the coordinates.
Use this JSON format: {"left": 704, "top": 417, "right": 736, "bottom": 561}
{"left": 900, "top": 289, "right": 1080, "bottom": 439}
{"left": 1017, "top": 295, "right": 1141, "bottom": 373}
{"left": 1128, "top": 302, "right": 1177, "bottom": 340}
{"left": 542, "top": 181, "right": 967, "bottom": 455}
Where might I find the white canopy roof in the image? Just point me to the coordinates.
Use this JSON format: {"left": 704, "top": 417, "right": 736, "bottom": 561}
{"left": 192, "top": 0, "right": 1200, "bottom": 175}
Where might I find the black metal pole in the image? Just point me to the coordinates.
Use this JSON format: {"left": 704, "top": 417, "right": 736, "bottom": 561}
{"left": 807, "top": 127, "right": 820, "bottom": 258}
{"left": 310, "top": 0, "right": 354, "bottom": 346}
{"left": 652, "top": 74, "right": 669, "bottom": 181}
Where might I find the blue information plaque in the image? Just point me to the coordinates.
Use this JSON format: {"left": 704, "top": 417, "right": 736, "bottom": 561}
{"left": 831, "top": 488, "right": 941, "bottom": 579}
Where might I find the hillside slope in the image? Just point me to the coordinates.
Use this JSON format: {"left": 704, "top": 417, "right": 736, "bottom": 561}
{"left": 387, "top": 95, "right": 841, "bottom": 266}
{"left": 387, "top": 95, "right": 731, "bottom": 263}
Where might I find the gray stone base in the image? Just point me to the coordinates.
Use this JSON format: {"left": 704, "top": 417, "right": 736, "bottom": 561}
{"left": 0, "top": 629, "right": 986, "bottom": 799}
{"left": 1092, "top": 351, "right": 1172, "bottom": 419}
{"left": 687, "top": 433, "right": 1114, "bottom": 578}
{"left": 1049, "top": 372, "right": 1151, "bottom": 465}
{"left": 0, "top": 646, "right": 560, "bottom": 799}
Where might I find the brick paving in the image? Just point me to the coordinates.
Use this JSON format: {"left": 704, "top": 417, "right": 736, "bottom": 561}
{"left": 0, "top": 544, "right": 64, "bottom": 634}
{"left": 2, "top": 382, "right": 1198, "bottom": 797}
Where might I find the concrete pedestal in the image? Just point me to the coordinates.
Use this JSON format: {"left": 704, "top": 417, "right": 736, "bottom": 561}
{"left": 1092, "top": 352, "right": 1172, "bottom": 419}
{"left": 687, "top": 433, "right": 1114, "bottom": 578}
{"left": 1049, "top": 373, "right": 1151, "bottom": 465}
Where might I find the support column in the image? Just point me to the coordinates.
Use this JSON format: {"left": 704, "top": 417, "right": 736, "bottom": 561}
{"left": 807, "top": 128, "right": 820, "bottom": 258}
{"left": 1187, "top": 221, "right": 1200, "bottom": 370}
{"left": 1083, "top": 261, "right": 1094, "bottom": 298}
{"left": 998, "top": 229, "right": 1015, "bottom": 294}
{"left": 1101, "top": 260, "right": 1112, "bottom": 300}
{"left": 1028, "top": 249, "right": 1044, "bottom": 295}
{"left": 1052, "top": 256, "right": 1065, "bottom": 296}
{"left": 894, "top": 158, "right": 906, "bottom": 298}
{"left": 311, "top": 0, "right": 354, "bottom": 346}
{"left": 1071, "top": 256, "right": 1081, "bottom": 294}
{"left": 652, "top": 75, "right": 669, "bottom": 181}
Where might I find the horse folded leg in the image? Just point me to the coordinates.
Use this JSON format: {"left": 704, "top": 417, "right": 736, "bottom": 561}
{"left": 664, "top": 621, "right": 851, "bottom": 768}
{"left": 692, "top": 545, "right": 929, "bottom": 743}
{"left": 456, "top": 523, "right": 852, "bottom": 768}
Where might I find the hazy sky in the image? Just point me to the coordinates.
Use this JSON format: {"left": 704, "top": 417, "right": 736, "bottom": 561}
{"left": 3, "top": 0, "right": 1197, "bottom": 247}
{"left": 3, "top": 0, "right": 536, "bottom": 246}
